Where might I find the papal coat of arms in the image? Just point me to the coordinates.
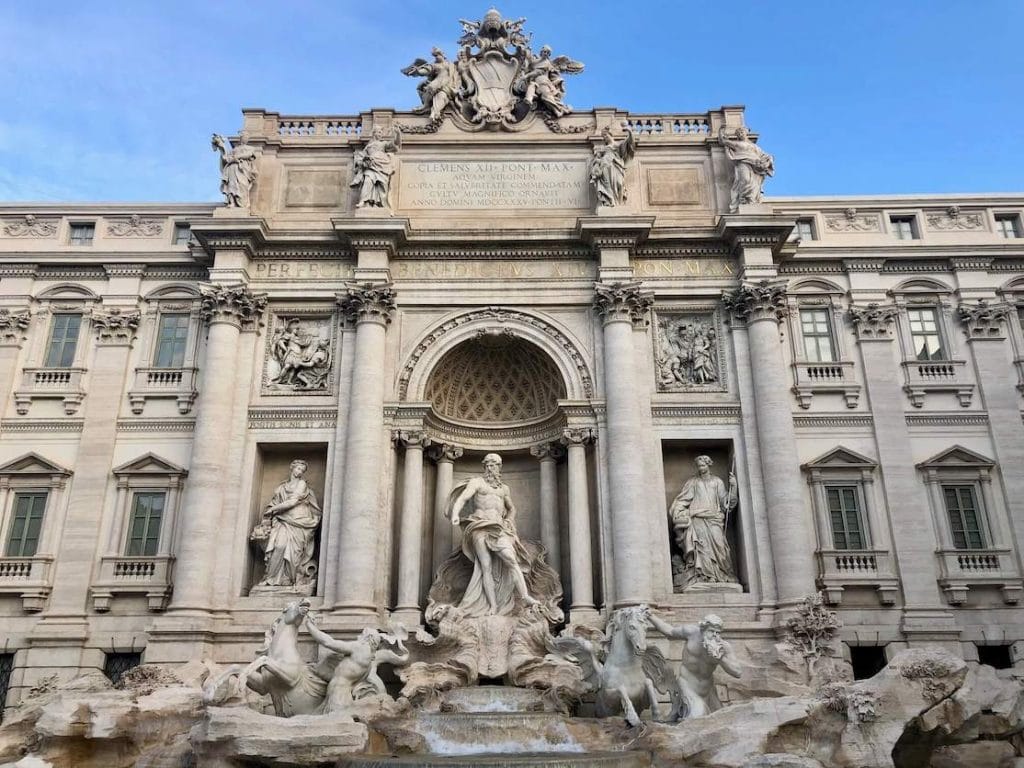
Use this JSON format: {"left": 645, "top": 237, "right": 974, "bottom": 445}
{"left": 401, "top": 8, "right": 584, "bottom": 131}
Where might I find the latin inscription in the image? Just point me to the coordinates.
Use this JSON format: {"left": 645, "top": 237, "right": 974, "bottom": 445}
{"left": 253, "top": 261, "right": 354, "bottom": 281}
{"left": 399, "top": 161, "right": 590, "bottom": 210}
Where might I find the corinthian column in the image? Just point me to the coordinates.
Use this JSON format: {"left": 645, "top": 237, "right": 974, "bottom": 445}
{"left": 561, "top": 427, "right": 597, "bottom": 620}
{"left": 723, "top": 281, "right": 816, "bottom": 607}
{"left": 393, "top": 429, "right": 429, "bottom": 621}
{"left": 430, "top": 444, "right": 463, "bottom": 570}
{"left": 530, "top": 442, "right": 563, "bottom": 569}
{"left": 170, "top": 284, "right": 266, "bottom": 613}
{"left": 0, "top": 309, "right": 29, "bottom": 412}
{"left": 334, "top": 282, "right": 396, "bottom": 614}
{"left": 594, "top": 281, "right": 654, "bottom": 607}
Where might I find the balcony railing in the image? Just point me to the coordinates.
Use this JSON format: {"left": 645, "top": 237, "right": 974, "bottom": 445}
{"left": 791, "top": 360, "right": 861, "bottom": 409}
{"left": 816, "top": 549, "right": 898, "bottom": 605}
{"left": 0, "top": 556, "right": 54, "bottom": 612}
{"left": 936, "top": 548, "right": 1022, "bottom": 605}
{"left": 128, "top": 367, "right": 198, "bottom": 415}
{"left": 91, "top": 555, "right": 174, "bottom": 612}
{"left": 901, "top": 359, "right": 973, "bottom": 407}
{"left": 14, "top": 368, "right": 86, "bottom": 415}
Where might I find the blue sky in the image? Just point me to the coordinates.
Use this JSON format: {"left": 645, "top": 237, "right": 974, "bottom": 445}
{"left": 1, "top": 1, "right": 1021, "bottom": 202}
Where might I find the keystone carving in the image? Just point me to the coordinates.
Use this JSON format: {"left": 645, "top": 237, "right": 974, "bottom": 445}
{"left": 722, "top": 280, "right": 788, "bottom": 324}
{"left": 198, "top": 283, "right": 268, "bottom": 326}
{"left": 848, "top": 303, "right": 899, "bottom": 341}
{"left": 337, "top": 282, "right": 397, "bottom": 325}
{"left": 593, "top": 281, "right": 653, "bottom": 326}
{"left": 957, "top": 300, "right": 1010, "bottom": 339}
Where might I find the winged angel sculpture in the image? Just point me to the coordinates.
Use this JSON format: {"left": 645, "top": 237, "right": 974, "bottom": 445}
{"left": 401, "top": 9, "right": 583, "bottom": 130}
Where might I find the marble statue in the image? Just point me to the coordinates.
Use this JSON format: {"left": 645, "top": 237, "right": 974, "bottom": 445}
{"left": 402, "top": 48, "right": 461, "bottom": 122}
{"left": 211, "top": 133, "right": 259, "bottom": 209}
{"left": 351, "top": 127, "right": 401, "bottom": 209}
{"left": 669, "top": 455, "right": 738, "bottom": 589}
{"left": 648, "top": 611, "right": 741, "bottom": 719}
{"left": 305, "top": 616, "right": 410, "bottom": 716}
{"left": 251, "top": 460, "right": 321, "bottom": 591}
{"left": 269, "top": 318, "right": 332, "bottom": 391}
{"left": 548, "top": 605, "right": 677, "bottom": 727}
{"left": 719, "top": 126, "right": 774, "bottom": 212}
{"left": 516, "top": 45, "right": 583, "bottom": 118}
{"left": 588, "top": 127, "right": 636, "bottom": 207}
{"left": 657, "top": 316, "right": 718, "bottom": 390}
{"left": 447, "top": 453, "right": 539, "bottom": 616}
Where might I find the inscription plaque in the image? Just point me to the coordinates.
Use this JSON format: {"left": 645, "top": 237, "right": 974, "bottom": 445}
{"left": 284, "top": 169, "right": 345, "bottom": 207}
{"left": 400, "top": 160, "right": 590, "bottom": 210}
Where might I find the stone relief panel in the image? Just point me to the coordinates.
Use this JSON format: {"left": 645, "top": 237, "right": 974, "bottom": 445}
{"left": 925, "top": 205, "right": 985, "bottom": 231}
{"left": 106, "top": 215, "right": 164, "bottom": 238}
{"left": 654, "top": 310, "right": 726, "bottom": 392}
{"left": 823, "top": 208, "right": 881, "bottom": 233}
{"left": 262, "top": 313, "right": 336, "bottom": 395}
{"left": 3, "top": 214, "right": 58, "bottom": 238}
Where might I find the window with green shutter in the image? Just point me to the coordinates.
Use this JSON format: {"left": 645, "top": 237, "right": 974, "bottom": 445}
{"left": 44, "top": 314, "right": 82, "bottom": 368}
{"left": 826, "top": 485, "right": 865, "bottom": 550}
{"left": 126, "top": 492, "right": 165, "bottom": 556}
{"left": 6, "top": 492, "right": 48, "bottom": 557}
{"left": 943, "top": 485, "right": 985, "bottom": 549}
{"left": 152, "top": 313, "right": 189, "bottom": 368}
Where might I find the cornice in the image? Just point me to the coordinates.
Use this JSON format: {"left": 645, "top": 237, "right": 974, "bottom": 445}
{"left": 397, "top": 244, "right": 591, "bottom": 260}
{"left": 331, "top": 217, "right": 410, "bottom": 255}
{"left": 792, "top": 414, "right": 873, "bottom": 429}
{"left": 190, "top": 218, "right": 268, "bottom": 258}
{"left": 651, "top": 404, "right": 742, "bottom": 422}
{"left": 716, "top": 213, "right": 794, "bottom": 256}
{"left": 1, "top": 418, "right": 85, "bottom": 433}
{"left": 576, "top": 216, "right": 655, "bottom": 250}
{"left": 904, "top": 413, "right": 989, "bottom": 428}
{"left": 116, "top": 418, "right": 195, "bottom": 433}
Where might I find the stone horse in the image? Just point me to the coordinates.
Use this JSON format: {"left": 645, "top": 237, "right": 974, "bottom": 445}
{"left": 548, "top": 604, "right": 679, "bottom": 727}
{"left": 203, "top": 599, "right": 327, "bottom": 716}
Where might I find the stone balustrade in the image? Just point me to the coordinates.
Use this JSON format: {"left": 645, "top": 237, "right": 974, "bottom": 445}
{"left": 90, "top": 554, "right": 175, "bottom": 612}
{"left": 14, "top": 367, "right": 86, "bottom": 415}
{"left": 816, "top": 548, "right": 898, "bottom": 606}
{"left": 935, "top": 547, "right": 1022, "bottom": 605}
{"left": 128, "top": 366, "right": 199, "bottom": 414}
{"left": 791, "top": 359, "right": 861, "bottom": 409}
{"left": 0, "top": 555, "right": 54, "bottom": 612}
{"left": 901, "top": 359, "right": 973, "bottom": 407}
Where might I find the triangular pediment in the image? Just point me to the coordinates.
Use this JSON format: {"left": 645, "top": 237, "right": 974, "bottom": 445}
{"left": 917, "top": 445, "right": 995, "bottom": 470}
{"left": 802, "top": 446, "right": 877, "bottom": 470}
{"left": 0, "top": 452, "right": 72, "bottom": 476}
{"left": 112, "top": 453, "right": 188, "bottom": 477}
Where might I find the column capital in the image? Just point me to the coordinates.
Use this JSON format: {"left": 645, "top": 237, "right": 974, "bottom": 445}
{"left": 91, "top": 308, "right": 141, "bottom": 346}
{"left": 337, "top": 282, "right": 397, "bottom": 326}
{"left": 593, "top": 280, "right": 653, "bottom": 327}
{"left": 0, "top": 308, "right": 31, "bottom": 347}
{"left": 848, "top": 302, "right": 900, "bottom": 342}
{"left": 392, "top": 429, "right": 430, "bottom": 449}
{"left": 428, "top": 443, "right": 463, "bottom": 463}
{"left": 957, "top": 300, "right": 1011, "bottom": 341}
{"left": 530, "top": 442, "right": 565, "bottom": 461}
{"left": 561, "top": 427, "right": 596, "bottom": 446}
{"left": 722, "top": 279, "right": 789, "bottom": 325}
{"left": 198, "top": 283, "right": 267, "bottom": 328}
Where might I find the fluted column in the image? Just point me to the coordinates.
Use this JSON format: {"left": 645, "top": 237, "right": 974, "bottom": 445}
{"left": 562, "top": 427, "right": 597, "bottom": 618}
{"left": 594, "top": 281, "right": 654, "bottom": 607}
{"left": 530, "top": 442, "right": 564, "bottom": 569}
{"left": 170, "top": 284, "right": 266, "bottom": 612}
{"left": 430, "top": 444, "right": 463, "bottom": 570}
{"left": 393, "top": 429, "right": 430, "bottom": 619}
{"left": 334, "top": 282, "right": 396, "bottom": 614}
{"left": 724, "top": 281, "right": 816, "bottom": 607}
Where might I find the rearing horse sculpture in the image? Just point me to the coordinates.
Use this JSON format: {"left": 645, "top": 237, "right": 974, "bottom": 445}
{"left": 548, "top": 604, "right": 680, "bottom": 726}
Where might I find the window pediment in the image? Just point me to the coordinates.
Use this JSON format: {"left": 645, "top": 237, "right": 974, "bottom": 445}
{"left": 802, "top": 446, "right": 877, "bottom": 470}
{"left": 112, "top": 453, "right": 187, "bottom": 478}
{"left": 917, "top": 445, "right": 995, "bottom": 470}
{"left": 0, "top": 453, "right": 72, "bottom": 477}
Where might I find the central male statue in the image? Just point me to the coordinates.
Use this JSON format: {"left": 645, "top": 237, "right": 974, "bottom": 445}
{"left": 447, "top": 453, "right": 539, "bottom": 616}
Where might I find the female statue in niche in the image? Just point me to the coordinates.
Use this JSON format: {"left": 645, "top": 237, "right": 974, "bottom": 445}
{"left": 251, "top": 459, "right": 322, "bottom": 591}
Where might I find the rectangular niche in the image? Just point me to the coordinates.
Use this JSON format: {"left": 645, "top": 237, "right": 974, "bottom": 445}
{"left": 653, "top": 309, "right": 727, "bottom": 393}
{"left": 661, "top": 440, "right": 747, "bottom": 594}
{"left": 262, "top": 311, "right": 337, "bottom": 395}
{"left": 247, "top": 443, "right": 328, "bottom": 595}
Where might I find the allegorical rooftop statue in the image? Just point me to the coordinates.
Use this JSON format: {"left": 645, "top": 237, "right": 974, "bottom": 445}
{"left": 211, "top": 132, "right": 259, "bottom": 210}
{"left": 351, "top": 126, "right": 401, "bottom": 209}
{"left": 589, "top": 126, "right": 636, "bottom": 208}
{"left": 719, "top": 125, "right": 775, "bottom": 212}
{"left": 401, "top": 8, "right": 584, "bottom": 131}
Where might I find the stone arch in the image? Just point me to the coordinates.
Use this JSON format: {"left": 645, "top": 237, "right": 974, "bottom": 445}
{"left": 891, "top": 277, "right": 953, "bottom": 293}
{"left": 788, "top": 277, "right": 845, "bottom": 294}
{"left": 399, "top": 307, "right": 593, "bottom": 403}
{"left": 34, "top": 283, "right": 99, "bottom": 300}
{"left": 998, "top": 275, "right": 1024, "bottom": 293}
{"left": 143, "top": 283, "right": 201, "bottom": 300}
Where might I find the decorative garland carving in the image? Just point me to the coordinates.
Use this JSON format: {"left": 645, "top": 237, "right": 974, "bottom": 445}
{"left": 397, "top": 307, "right": 594, "bottom": 400}
{"left": 3, "top": 215, "right": 58, "bottom": 238}
{"left": 106, "top": 215, "right": 164, "bottom": 238}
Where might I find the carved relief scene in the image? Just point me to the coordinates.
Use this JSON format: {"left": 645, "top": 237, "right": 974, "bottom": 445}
{"left": 263, "top": 314, "right": 334, "bottom": 393}
{"left": 655, "top": 311, "right": 724, "bottom": 391}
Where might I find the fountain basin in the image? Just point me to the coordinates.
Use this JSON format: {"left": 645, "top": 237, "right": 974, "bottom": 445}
{"left": 339, "top": 753, "right": 651, "bottom": 767}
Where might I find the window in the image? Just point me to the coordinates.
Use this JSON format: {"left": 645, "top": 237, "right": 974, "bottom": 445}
{"left": 907, "top": 307, "right": 945, "bottom": 360}
{"left": 43, "top": 313, "right": 82, "bottom": 368}
{"left": 943, "top": 485, "right": 986, "bottom": 550}
{"left": 826, "top": 485, "right": 865, "bottom": 550}
{"left": 977, "top": 644, "right": 1013, "bottom": 670}
{"left": 152, "top": 314, "right": 189, "bottom": 368}
{"left": 995, "top": 214, "right": 1022, "bottom": 239}
{"left": 0, "top": 654, "right": 12, "bottom": 723}
{"left": 890, "top": 215, "right": 918, "bottom": 240}
{"left": 800, "top": 308, "right": 836, "bottom": 362}
{"left": 103, "top": 652, "right": 142, "bottom": 685}
{"left": 172, "top": 223, "right": 192, "bottom": 245}
{"left": 5, "top": 492, "right": 47, "bottom": 557}
{"left": 794, "top": 218, "right": 816, "bottom": 241}
{"left": 125, "top": 492, "right": 165, "bottom": 557}
{"left": 849, "top": 646, "right": 888, "bottom": 680}
{"left": 69, "top": 223, "right": 95, "bottom": 246}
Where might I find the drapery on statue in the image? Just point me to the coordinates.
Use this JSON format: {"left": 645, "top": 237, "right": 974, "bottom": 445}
{"left": 669, "top": 455, "right": 738, "bottom": 588}
{"left": 445, "top": 453, "right": 539, "bottom": 616}
{"left": 588, "top": 126, "right": 636, "bottom": 207}
{"left": 351, "top": 126, "right": 401, "bottom": 209}
{"left": 647, "top": 611, "right": 742, "bottom": 719}
{"left": 251, "top": 460, "right": 321, "bottom": 589}
{"left": 402, "top": 47, "right": 461, "bottom": 121}
{"left": 211, "top": 133, "right": 259, "bottom": 209}
{"left": 719, "top": 125, "right": 774, "bottom": 212}
{"left": 516, "top": 45, "right": 583, "bottom": 118}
